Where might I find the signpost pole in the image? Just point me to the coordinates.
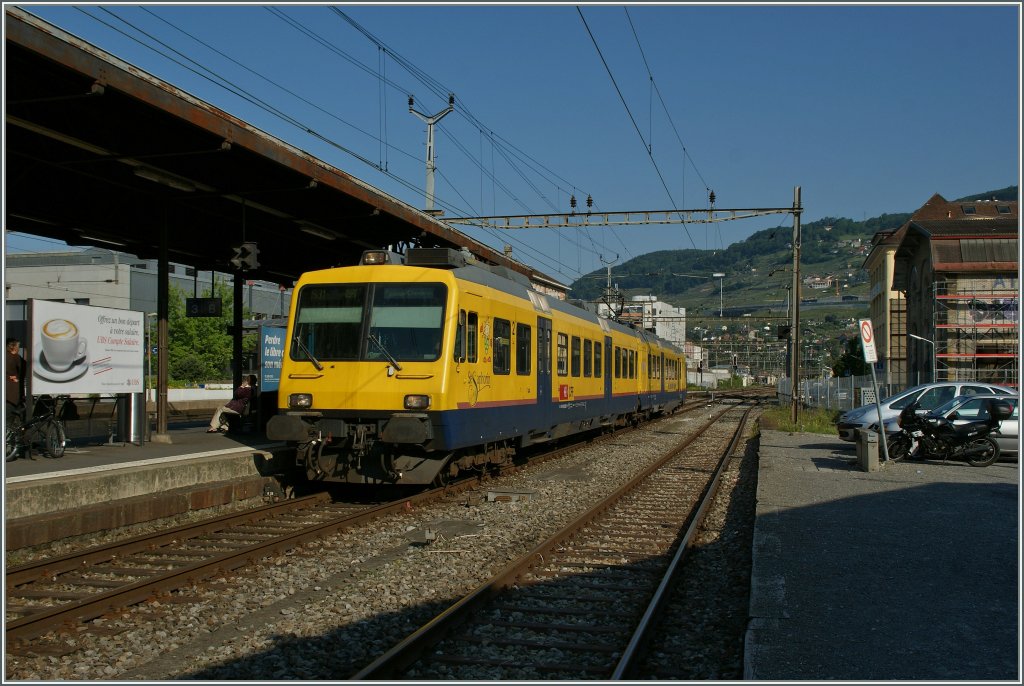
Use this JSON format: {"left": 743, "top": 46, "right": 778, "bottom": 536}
{"left": 859, "top": 318, "right": 890, "bottom": 463}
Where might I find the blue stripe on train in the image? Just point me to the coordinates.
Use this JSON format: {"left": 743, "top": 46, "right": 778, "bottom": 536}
{"left": 434, "top": 390, "right": 686, "bottom": 449}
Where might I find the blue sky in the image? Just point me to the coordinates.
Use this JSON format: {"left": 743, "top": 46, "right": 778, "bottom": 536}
{"left": 7, "top": 3, "right": 1021, "bottom": 283}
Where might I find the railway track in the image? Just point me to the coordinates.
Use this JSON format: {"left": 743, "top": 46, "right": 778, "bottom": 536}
{"left": 6, "top": 399, "right": 717, "bottom": 653}
{"left": 352, "top": 401, "right": 756, "bottom": 680}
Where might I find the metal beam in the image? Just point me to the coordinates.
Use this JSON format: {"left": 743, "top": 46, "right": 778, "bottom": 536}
{"left": 445, "top": 207, "right": 794, "bottom": 229}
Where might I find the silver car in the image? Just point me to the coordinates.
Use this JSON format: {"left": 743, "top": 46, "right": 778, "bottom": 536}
{"left": 836, "top": 381, "right": 1016, "bottom": 442}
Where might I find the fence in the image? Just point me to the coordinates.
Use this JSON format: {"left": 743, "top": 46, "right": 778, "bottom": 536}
{"left": 777, "top": 375, "right": 904, "bottom": 413}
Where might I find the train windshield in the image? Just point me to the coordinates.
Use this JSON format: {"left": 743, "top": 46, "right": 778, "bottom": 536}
{"left": 292, "top": 283, "right": 447, "bottom": 362}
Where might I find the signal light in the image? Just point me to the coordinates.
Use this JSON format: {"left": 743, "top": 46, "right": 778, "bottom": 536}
{"left": 230, "top": 242, "right": 259, "bottom": 271}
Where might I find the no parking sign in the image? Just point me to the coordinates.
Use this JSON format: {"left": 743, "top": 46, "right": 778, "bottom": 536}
{"left": 858, "top": 319, "right": 878, "bottom": 364}
{"left": 858, "top": 318, "right": 890, "bottom": 462}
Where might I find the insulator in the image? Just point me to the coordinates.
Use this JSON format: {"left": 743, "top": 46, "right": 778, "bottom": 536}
{"left": 586, "top": 194, "right": 593, "bottom": 208}
{"left": 448, "top": 93, "right": 455, "bottom": 106}
{"left": 408, "top": 95, "right": 414, "bottom": 109}
{"left": 709, "top": 190, "right": 716, "bottom": 205}
{"left": 570, "top": 194, "right": 577, "bottom": 209}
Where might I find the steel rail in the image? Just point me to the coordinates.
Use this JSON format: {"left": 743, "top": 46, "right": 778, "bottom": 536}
{"left": 5, "top": 492, "right": 333, "bottom": 586}
{"left": 611, "top": 404, "right": 755, "bottom": 679}
{"left": 350, "top": 401, "right": 749, "bottom": 680}
{"left": 6, "top": 404, "right": 697, "bottom": 646}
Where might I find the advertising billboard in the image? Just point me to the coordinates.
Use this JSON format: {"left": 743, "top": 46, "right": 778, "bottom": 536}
{"left": 259, "top": 325, "right": 286, "bottom": 392}
{"left": 30, "top": 300, "right": 145, "bottom": 395}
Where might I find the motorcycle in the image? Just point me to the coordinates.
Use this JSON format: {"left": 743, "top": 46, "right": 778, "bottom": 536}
{"left": 881, "top": 399, "right": 1010, "bottom": 467}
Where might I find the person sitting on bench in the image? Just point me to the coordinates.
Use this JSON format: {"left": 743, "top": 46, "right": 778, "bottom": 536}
{"left": 208, "top": 375, "right": 256, "bottom": 433}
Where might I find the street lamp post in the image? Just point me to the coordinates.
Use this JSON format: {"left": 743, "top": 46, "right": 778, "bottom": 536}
{"left": 713, "top": 272, "right": 725, "bottom": 317}
{"left": 908, "top": 333, "right": 935, "bottom": 383}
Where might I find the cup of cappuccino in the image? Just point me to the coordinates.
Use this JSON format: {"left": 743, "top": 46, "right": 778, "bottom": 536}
{"left": 41, "top": 319, "right": 87, "bottom": 372}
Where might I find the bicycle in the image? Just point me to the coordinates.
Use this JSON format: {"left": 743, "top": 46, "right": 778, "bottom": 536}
{"left": 5, "top": 395, "right": 68, "bottom": 460}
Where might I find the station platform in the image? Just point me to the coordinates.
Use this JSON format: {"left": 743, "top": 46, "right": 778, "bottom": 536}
{"left": 746, "top": 430, "right": 1019, "bottom": 681}
{"left": 4, "top": 422, "right": 292, "bottom": 549}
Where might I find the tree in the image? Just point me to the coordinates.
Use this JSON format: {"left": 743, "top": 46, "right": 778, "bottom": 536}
{"left": 832, "top": 336, "right": 870, "bottom": 377}
{"left": 167, "top": 281, "right": 234, "bottom": 384}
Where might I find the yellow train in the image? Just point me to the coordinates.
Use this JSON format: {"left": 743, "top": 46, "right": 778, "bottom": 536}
{"left": 267, "top": 248, "right": 687, "bottom": 485}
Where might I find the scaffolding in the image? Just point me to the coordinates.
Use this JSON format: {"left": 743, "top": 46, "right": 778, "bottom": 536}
{"left": 933, "top": 278, "right": 1019, "bottom": 388}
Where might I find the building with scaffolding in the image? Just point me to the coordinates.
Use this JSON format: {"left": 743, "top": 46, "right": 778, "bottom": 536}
{"left": 892, "top": 194, "right": 1018, "bottom": 388}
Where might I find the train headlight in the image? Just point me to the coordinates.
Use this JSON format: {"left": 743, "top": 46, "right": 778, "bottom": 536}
{"left": 361, "top": 250, "right": 391, "bottom": 265}
{"left": 404, "top": 394, "right": 431, "bottom": 410}
{"left": 289, "top": 393, "right": 313, "bottom": 408}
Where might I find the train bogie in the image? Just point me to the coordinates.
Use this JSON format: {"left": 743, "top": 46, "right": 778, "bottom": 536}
{"left": 267, "top": 248, "right": 686, "bottom": 486}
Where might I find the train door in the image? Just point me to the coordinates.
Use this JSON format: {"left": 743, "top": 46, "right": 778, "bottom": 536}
{"left": 537, "top": 317, "right": 552, "bottom": 413}
{"left": 660, "top": 352, "right": 666, "bottom": 393}
{"left": 604, "top": 336, "right": 612, "bottom": 399}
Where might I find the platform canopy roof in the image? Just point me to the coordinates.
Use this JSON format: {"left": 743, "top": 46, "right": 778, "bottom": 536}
{"left": 4, "top": 7, "right": 559, "bottom": 289}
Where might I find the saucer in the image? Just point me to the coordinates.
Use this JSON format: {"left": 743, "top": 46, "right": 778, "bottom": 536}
{"left": 33, "top": 348, "right": 89, "bottom": 383}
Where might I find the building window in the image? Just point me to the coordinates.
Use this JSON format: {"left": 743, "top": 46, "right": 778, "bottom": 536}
{"left": 961, "top": 205, "right": 977, "bottom": 215}
{"left": 997, "top": 205, "right": 1011, "bottom": 214}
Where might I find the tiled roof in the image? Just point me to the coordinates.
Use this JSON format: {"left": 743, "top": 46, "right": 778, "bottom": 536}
{"left": 910, "top": 218, "right": 1019, "bottom": 237}
{"left": 911, "top": 193, "right": 1018, "bottom": 221}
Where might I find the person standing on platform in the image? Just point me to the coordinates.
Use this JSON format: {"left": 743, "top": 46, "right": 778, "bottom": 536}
{"left": 6, "top": 338, "right": 25, "bottom": 418}
{"left": 6, "top": 338, "right": 26, "bottom": 461}
{"left": 207, "top": 374, "right": 256, "bottom": 433}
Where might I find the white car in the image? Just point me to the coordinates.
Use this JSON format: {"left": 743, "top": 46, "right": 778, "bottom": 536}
{"left": 836, "top": 381, "right": 1016, "bottom": 442}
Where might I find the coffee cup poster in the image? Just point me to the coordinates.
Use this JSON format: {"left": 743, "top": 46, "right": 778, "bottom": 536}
{"left": 29, "top": 300, "right": 144, "bottom": 394}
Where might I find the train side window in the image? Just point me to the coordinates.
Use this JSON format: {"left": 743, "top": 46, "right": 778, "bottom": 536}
{"left": 629, "top": 350, "right": 636, "bottom": 379}
{"left": 557, "top": 333, "right": 568, "bottom": 376}
{"left": 594, "top": 341, "right": 602, "bottom": 378}
{"left": 467, "top": 312, "right": 478, "bottom": 363}
{"left": 571, "top": 336, "right": 581, "bottom": 377}
{"left": 614, "top": 346, "right": 621, "bottom": 378}
{"left": 516, "top": 323, "right": 532, "bottom": 375}
{"left": 493, "top": 318, "right": 511, "bottom": 375}
{"left": 647, "top": 353, "right": 653, "bottom": 379}
{"left": 583, "top": 340, "right": 592, "bottom": 377}
{"left": 454, "top": 310, "right": 466, "bottom": 362}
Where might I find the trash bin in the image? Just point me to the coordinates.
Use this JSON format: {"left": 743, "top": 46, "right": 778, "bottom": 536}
{"left": 115, "top": 393, "right": 147, "bottom": 445}
{"left": 856, "top": 428, "right": 879, "bottom": 472}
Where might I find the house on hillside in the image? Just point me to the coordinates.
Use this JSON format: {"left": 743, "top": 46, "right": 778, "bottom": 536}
{"left": 890, "top": 194, "right": 1018, "bottom": 388}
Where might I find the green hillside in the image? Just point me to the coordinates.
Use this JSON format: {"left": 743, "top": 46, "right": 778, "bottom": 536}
{"left": 568, "top": 212, "right": 911, "bottom": 316}
{"left": 566, "top": 185, "right": 1017, "bottom": 368}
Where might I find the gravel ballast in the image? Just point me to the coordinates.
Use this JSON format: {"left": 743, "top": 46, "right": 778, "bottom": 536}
{"left": 5, "top": 406, "right": 760, "bottom": 681}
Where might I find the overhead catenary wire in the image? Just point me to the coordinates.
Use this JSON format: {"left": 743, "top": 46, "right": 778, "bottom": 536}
{"left": 578, "top": 6, "right": 698, "bottom": 251}
{"left": 44, "top": 7, "right": 607, "bottom": 283}
{"left": 623, "top": 8, "right": 713, "bottom": 195}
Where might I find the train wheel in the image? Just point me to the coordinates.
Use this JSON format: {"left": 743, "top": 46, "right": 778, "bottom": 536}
{"left": 431, "top": 453, "right": 457, "bottom": 487}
